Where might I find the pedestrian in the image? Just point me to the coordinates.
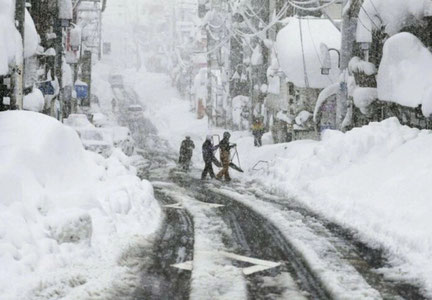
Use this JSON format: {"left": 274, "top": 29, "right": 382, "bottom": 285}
{"left": 201, "top": 135, "right": 219, "bottom": 180}
{"left": 111, "top": 98, "right": 117, "bottom": 112}
{"left": 216, "top": 131, "right": 236, "bottom": 182}
{"left": 179, "top": 136, "right": 195, "bottom": 171}
{"left": 252, "top": 117, "right": 265, "bottom": 147}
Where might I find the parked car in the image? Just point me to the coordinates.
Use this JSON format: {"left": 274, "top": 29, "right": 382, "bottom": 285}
{"left": 108, "top": 74, "right": 124, "bottom": 88}
{"left": 91, "top": 112, "right": 110, "bottom": 128}
{"left": 64, "top": 114, "right": 113, "bottom": 157}
{"left": 77, "top": 128, "right": 114, "bottom": 157}
{"left": 64, "top": 114, "right": 93, "bottom": 128}
{"left": 110, "top": 126, "right": 135, "bottom": 156}
{"left": 128, "top": 104, "right": 143, "bottom": 114}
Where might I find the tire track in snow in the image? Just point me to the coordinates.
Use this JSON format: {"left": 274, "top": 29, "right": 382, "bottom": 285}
{"left": 171, "top": 174, "right": 327, "bottom": 299}
{"left": 154, "top": 183, "right": 248, "bottom": 300}
{"left": 132, "top": 187, "right": 194, "bottom": 300}
{"left": 243, "top": 185, "right": 427, "bottom": 300}
{"left": 210, "top": 186, "right": 383, "bottom": 300}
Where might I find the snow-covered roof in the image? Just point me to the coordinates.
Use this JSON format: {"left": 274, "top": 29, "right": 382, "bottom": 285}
{"left": 377, "top": 32, "right": 432, "bottom": 117}
{"left": 276, "top": 17, "right": 341, "bottom": 89}
{"left": 357, "top": 0, "right": 432, "bottom": 43}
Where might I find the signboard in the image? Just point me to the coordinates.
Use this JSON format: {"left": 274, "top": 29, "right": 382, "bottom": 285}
{"left": 75, "top": 84, "right": 88, "bottom": 99}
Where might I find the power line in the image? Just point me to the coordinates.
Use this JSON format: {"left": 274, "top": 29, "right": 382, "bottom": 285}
{"left": 359, "top": 2, "right": 381, "bottom": 30}
{"left": 286, "top": 0, "right": 340, "bottom": 12}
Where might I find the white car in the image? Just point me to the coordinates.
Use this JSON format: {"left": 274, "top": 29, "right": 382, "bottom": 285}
{"left": 64, "top": 114, "right": 113, "bottom": 157}
{"left": 128, "top": 104, "right": 144, "bottom": 118}
{"left": 91, "top": 112, "right": 110, "bottom": 128}
{"left": 64, "top": 114, "right": 93, "bottom": 128}
{"left": 78, "top": 128, "right": 113, "bottom": 157}
{"left": 108, "top": 74, "right": 123, "bottom": 88}
{"left": 110, "top": 126, "right": 135, "bottom": 156}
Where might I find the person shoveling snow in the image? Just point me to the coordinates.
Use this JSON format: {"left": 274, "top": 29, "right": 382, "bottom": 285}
{"left": 201, "top": 135, "right": 220, "bottom": 180}
{"left": 216, "top": 131, "right": 242, "bottom": 182}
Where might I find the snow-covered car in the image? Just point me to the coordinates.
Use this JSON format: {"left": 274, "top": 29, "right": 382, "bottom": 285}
{"left": 64, "top": 114, "right": 93, "bottom": 128}
{"left": 128, "top": 104, "right": 143, "bottom": 113}
{"left": 91, "top": 112, "right": 110, "bottom": 128}
{"left": 110, "top": 126, "right": 135, "bottom": 156}
{"left": 77, "top": 128, "right": 113, "bottom": 157}
{"left": 127, "top": 104, "right": 145, "bottom": 120}
{"left": 108, "top": 74, "right": 124, "bottom": 88}
{"left": 64, "top": 114, "right": 113, "bottom": 157}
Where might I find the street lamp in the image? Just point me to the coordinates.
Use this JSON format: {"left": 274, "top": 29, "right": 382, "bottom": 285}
{"left": 359, "top": 42, "right": 371, "bottom": 61}
{"left": 320, "top": 43, "right": 341, "bottom": 75}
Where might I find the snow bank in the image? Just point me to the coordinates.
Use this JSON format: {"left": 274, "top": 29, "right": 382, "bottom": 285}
{"left": 23, "top": 87, "right": 44, "bottom": 112}
{"left": 276, "top": 17, "right": 340, "bottom": 89}
{"left": 377, "top": 32, "right": 432, "bottom": 117}
{"left": 0, "top": 3, "right": 39, "bottom": 75}
{"left": 0, "top": 0, "right": 19, "bottom": 74}
{"left": 348, "top": 56, "right": 376, "bottom": 76}
{"left": 0, "top": 111, "right": 161, "bottom": 299}
{"left": 242, "top": 118, "right": 432, "bottom": 295}
{"left": 353, "top": 87, "right": 377, "bottom": 114}
{"left": 24, "top": 8, "right": 39, "bottom": 59}
{"left": 357, "top": 0, "right": 431, "bottom": 43}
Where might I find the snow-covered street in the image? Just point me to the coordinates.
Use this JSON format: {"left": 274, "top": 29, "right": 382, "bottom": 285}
{"left": 106, "top": 69, "right": 428, "bottom": 299}
{"left": 2, "top": 0, "right": 432, "bottom": 299}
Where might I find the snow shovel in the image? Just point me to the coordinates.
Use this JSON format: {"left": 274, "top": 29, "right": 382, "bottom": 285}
{"left": 211, "top": 134, "right": 222, "bottom": 167}
{"left": 229, "top": 146, "right": 244, "bottom": 173}
{"left": 212, "top": 156, "right": 222, "bottom": 168}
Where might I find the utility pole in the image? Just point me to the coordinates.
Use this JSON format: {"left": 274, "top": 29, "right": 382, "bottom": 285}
{"left": 206, "top": 0, "right": 213, "bottom": 127}
{"left": 54, "top": 2, "right": 64, "bottom": 120}
{"left": 338, "top": 0, "right": 357, "bottom": 129}
{"left": 11, "top": 0, "right": 26, "bottom": 110}
{"left": 207, "top": 29, "right": 213, "bottom": 127}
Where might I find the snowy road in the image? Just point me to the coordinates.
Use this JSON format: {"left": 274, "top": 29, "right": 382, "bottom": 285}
{"left": 112, "top": 80, "right": 426, "bottom": 300}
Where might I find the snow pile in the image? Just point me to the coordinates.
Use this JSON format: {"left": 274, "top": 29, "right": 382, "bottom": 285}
{"left": 357, "top": 0, "right": 432, "bottom": 42}
{"left": 24, "top": 9, "right": 39, "bottom": 59}
{"left": 243, "top": 118, "right": 432, "bottom": 294}
{"left": 276, "top": 17, "right": 340, "bottom": 89}
{"left": 0, "top": 111, "right": 161, "bottom": 299}
{"left": 251, "top": 44, "right": 263, "bottom": 66}
{"left": 348, "top": 56, "right": 376, "bottom": 76}
{"left": 313, "top": 82, "right": 339, "bottom": 122}
{"left": 0, "top": 3, "right": 39, "bottom": 75}
{"left": 377, "top": 32, "right": 432, "bottom": 117}
{"left": 0, "top": 0, "right": 19, "bottom": 74}
{"left": 295, "top": 110, "right": 311, "bottom": 126}
{"left": 353, "top": 87, "right": 377, "bottom": 114}
{"left": 232, "top": 95, "right": 249, "bottom": 128}
{"left": 23, "top": 87, "right": 44, "bottom": 112}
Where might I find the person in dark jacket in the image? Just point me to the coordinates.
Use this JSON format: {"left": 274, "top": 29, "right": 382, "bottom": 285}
{"left": 201, "top": 135, "right": 219, "bottom": 180}
{"left": 179, "top": 136, "right": 195, "bottom": 171}
{"left": 216, "top": 131, "right": 236, "bottom": 182}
